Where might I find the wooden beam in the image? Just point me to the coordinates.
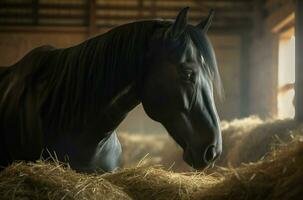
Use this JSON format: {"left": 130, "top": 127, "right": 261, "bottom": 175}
{"left": 0, "top": 13, "right": 85, "bottom": 19}
{"left": 95, "top": 14, "right": 251, "bottom": 22}
{"left": 0, "top": 2, "right": 253, "bottom": 12}
{"left": 96, "top": 5, "right": 253, "bottom": 14}
{"left": 0, "top": 2, "right": 84, "bottom": 9}
{"left": 192, "top": 0, "right": 254, "bottom": 9}
{"left": 295, "top": 0, "right": 303, "bottom": 121}
{"left": 265, "top": 1, "right": 295, "bottom": 32}
{"left": 0, "top": 26, "right": 87, "bottom": 33}
{"left": 272, "top": 12, "right": 294, "bottom": 33}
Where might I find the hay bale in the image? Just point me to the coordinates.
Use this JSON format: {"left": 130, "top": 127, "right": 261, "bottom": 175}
{"left": 217, "top": 116, "right": 263, "bottom": 165}
{"left": 0, "top": 161, "right": 131, "bottom": 200}
{"left": 226, "top": 119, "right": 299, "bottom": 166}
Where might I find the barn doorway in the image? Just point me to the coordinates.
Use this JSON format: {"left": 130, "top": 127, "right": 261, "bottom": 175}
{"left": 277, "top": 30, "right": 295, "bottom": 119}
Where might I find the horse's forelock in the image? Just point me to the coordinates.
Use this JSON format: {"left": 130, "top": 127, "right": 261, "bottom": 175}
{"left": 185, "top": 26, "right": 224, "bottom": 100}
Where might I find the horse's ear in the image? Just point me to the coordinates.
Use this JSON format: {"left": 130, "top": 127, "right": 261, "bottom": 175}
{"left": 166, "top": 7, "right": 189, "bottom": 39}
{"left": 196, "top": 9, "right": 215, "bottom": 33}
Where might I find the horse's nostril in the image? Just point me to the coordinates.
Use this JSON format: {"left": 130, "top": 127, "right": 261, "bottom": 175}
{"left": 204, "top": 145, "right": 216, "bottom": 163}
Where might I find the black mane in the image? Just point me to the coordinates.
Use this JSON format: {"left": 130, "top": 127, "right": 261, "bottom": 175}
{"left": 40, "top": 21, "right": 163, "bottom": 133}
{"left": 185, "top": 25, "right": 223, "bottom": 97}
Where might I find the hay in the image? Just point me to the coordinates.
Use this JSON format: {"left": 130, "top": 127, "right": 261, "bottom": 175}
{"left": 119, "top": 132, "right": 190, "bottom": 172}
{"left": 102, "top": 166, "right": 220, "bottom": 200}
{"left": 1, "top": 137, "right": 303, "bottom": 200}
{"left": 226, "top": 119, "right": 299, "bottom": 166}
{"left": 218, "top": 116, "right": 264, "bottom": 165}
{"left": 195, "top": 137, "right": 303, "bottom": 200}
{"left": 0, "top": 161, "right": 131, "bottom": 200}
{"left": 1, "top": 118, "right": 303, "bottom": 200}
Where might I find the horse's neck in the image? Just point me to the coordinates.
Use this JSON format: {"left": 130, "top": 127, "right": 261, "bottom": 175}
{"left": 100, "top": 83, "right": 140, "bottom": 132}
{"left": 42, "top": 21, "right": 162, "bottom": 134}
{"left": 49, "top": 37, "right": 142, "bottom": 132}
{"left": 82, "top": 23, "right": 154, "bottom": 114}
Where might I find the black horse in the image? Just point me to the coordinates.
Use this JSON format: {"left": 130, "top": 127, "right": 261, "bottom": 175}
{"left": 0, "top": 7, "right": 222, "bottom": 172}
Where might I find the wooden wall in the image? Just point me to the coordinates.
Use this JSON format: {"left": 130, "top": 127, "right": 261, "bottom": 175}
{"left": 0, "top": 0, "right": 253, "bottom": 33}
{"left": 0, "top": 31, "right": 86, "bottom": 66}
{"left": 248, "top": 0, "right": 295, "bottom": 118}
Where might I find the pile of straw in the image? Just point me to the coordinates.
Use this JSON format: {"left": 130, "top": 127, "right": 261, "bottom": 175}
{"left": 218, "top": 116, "right": 263, "bottom": 165}
{"left": 226, "top": 119, "right": 298, "bottom": 166}
{"left": 196, "top": 137, "right": 303, "bottom": 200}
{"left": 1, "top": 137, "right": 303, "bottom": 200}
{"left": 1, "top": 118, "right": 303, "bottom": 199}
{"left": 0, "top": 161, "right": 131, "bottom": 200}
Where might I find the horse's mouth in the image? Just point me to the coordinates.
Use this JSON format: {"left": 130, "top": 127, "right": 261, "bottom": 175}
{"left": 183, "top": 148, "right": 208, "bottom": 170}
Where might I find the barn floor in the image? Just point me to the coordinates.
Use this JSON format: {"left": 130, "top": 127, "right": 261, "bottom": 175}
{"left": 1, "top": 118, "right": 303, "bottom": 200}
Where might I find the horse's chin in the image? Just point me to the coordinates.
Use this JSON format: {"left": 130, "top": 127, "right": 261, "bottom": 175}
{"left": 183, "top": 148, "right": 208, "bottom": 170}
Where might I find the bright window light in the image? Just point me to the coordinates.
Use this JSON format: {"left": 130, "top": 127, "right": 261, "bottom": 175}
{"left": 277, "top": 35, "right": 295, "bottom": 119}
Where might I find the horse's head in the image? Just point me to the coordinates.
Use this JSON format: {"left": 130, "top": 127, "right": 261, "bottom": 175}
{"left": 141, "top": 7, "right": 222, "bottom": 169}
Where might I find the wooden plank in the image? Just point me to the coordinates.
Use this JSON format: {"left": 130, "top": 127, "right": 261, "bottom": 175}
{"left": 95, "top": 14, "right": 251, "bottom": 22}
{"left": 0, "top": 13, "right": 85, "bottom": 19}
{"left": 0, "top": 2, "right": 85, "bottom": 9}
{"left": 265, "top": 0, "right": 295, "bottom": 32}
{"left": 272, "top": 12, "right": 294, "bottom": 33}
{"left": 194, "top": 0, "right": 253, "bottom": 10}
{"left": 0, "top": 25, "right": 87, "bottom": 33}
{"left": 96, "top": 4, "right": 253, "bottom": 13}
{"left": 0, "top": 2, "right": 253, "bottom": 11}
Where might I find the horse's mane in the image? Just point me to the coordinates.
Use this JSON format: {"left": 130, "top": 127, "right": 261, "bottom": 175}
{"left": 40, "top": 20, "right": 164, "bottom": 133}
{"left": 185, "top": 25, "right": 223, "bottom": 98}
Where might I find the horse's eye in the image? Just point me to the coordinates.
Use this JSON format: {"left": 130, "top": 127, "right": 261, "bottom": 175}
{"left": 186, "top": 73, "right": 192, "bottom": 79}
{"left": 182, "top": 70, "right": 194, "bottom": 82}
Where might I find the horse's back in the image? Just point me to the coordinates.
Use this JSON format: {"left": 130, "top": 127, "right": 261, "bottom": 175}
{"left": 0, "top": 45, "right": 56, "bottom": 167}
